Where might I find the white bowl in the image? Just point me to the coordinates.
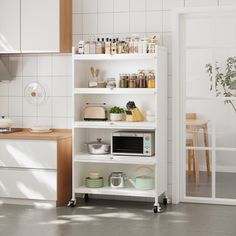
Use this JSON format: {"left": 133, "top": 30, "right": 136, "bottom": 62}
{"left": 110, "top": 113, "right": 123, "bottom": 121}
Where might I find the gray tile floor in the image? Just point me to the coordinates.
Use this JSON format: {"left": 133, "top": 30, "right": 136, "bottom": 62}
{"left": 1, "top": 199, "right": 236, "bottom": 236}
{"left": 186, "top": 171, "right": 236, "bottom": 199}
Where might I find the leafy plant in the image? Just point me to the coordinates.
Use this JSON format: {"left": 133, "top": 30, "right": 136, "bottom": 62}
{"left": 206, "top": 56, "right": 236, "bottom": 113}
{"left": 109, "top": 106, "right": 124, "bottom": 114}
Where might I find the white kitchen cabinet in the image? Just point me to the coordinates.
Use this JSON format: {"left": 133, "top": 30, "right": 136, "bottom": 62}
{"left": 0, "top": 169, "right": 57, "bottom": 200}
{"left": 0, "top": 0, "right": 20, "bottom": 53}
{"left": 0, "top": 132, "right": 72, "bottom": 206}
{"left": 0, "top": 140, "right": 57, "bottom": 169}
{"left": 21, "top": 0, "right": 59, "bottom": 52}
{"left": 70, "top": 49, "right": 168, "bottom": 213}
{"left": 0, "top": 0, "right": 72, "bottom": 54}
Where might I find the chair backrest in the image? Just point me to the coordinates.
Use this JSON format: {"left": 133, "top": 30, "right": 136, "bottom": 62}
{"left": 186, "top": 113, "right": 197, "bottom": 120}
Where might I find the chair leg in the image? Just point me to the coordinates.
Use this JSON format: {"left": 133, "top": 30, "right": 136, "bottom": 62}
{"left": 203, "top": 127, "right": 211, "bottom": 176}
{"left": 188, "top": 150, "right": 192, "bottom": 176}
{"left": 193, "top": 150, "right": 200, "bottom": 186}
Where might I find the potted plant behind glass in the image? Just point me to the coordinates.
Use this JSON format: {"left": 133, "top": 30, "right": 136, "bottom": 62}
{"left": 109, "top": 106, "right": 124, "bottom": 121}
{"left": 206, "top": 57, "right": 236, "bottom": 113}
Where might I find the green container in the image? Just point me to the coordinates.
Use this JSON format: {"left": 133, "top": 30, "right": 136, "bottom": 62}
{"left": 85, "top": 177, "right": 104, "bottom": 188}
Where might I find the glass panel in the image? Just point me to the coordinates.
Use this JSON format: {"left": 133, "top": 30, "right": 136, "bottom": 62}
{"left": 186, "top": 149, "right": 212, "bottom": 198}
{"left": 186, "top": 99, "right": 236, "bottom": 149}
{"left": 216, "top": 151, "right": 236, "bottom": 199}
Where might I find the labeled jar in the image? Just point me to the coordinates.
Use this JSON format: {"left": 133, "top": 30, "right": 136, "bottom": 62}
{"left": 119, "top": 74, "right": 128, "bottom": 88}
{"left": 84, "top": 41, "right": 90, "bottom": 54}
{"left": 128, "top": 74, "right": 137, "bottom": 88}
{"left": 106, "top": 78, "right": 116, "bottom": 88}
{"left": 147, "top": 70, "right": 155, "bottom": 88}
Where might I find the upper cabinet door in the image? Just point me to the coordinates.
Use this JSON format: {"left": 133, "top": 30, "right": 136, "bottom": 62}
{"left": 0, "top": 0, "right": 20, "bottom": 53}
{"left": 21, "top": 0, "right": 60, "bottom": 53}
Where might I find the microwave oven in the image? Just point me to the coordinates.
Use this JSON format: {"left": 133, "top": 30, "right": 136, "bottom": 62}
{"left": 111, "top": 131, "right": 155, "bottom": 156}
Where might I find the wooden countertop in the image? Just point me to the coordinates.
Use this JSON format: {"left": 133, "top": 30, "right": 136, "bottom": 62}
{"left": 0, "top": 129, "right": 72, "bottom": 140}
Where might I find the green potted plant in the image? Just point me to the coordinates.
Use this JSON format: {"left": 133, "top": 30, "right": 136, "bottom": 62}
{"left": 206, "top": 57, "right": 236, "bottom": 113}
{"left": 109, "top": 106, "right": 124, "bottom": 121}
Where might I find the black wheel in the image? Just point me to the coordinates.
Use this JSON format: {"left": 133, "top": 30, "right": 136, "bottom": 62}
{"left": 67, "top": 199, "right": 76, "bottom": 207}
{"left": 84, "top": 194, "right": 89, "bottom": 201}
{"left": 153, "top": 206, "right": 158, "bottom": 213}
{"left": 163, "top": 198, "right": 168, "bottom": 206}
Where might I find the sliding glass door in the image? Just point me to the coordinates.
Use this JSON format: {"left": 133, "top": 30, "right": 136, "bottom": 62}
{"left": 177, "top": 9, "right": 236, "bottom": 204}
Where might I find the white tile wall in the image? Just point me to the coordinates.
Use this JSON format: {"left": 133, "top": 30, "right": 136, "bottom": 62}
{"left": 1, "top": 0, "right": 235, "bottom": 201}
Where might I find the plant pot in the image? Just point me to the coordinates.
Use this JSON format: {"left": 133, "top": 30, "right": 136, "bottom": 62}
{"left": 110, "top": 113, "right": 123, "bottom": 121}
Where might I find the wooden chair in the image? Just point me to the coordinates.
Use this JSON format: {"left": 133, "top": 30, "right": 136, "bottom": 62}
{"left": 186, "top": 113, "right": 211, "bottom": 185}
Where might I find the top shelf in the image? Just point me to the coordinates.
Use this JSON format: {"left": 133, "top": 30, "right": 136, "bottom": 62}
{"left": 73, "top": 53, "right": 157, "bottom": 61}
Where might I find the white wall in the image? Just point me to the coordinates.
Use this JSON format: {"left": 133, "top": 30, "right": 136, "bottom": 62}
{"left": 1, "top": 0, "right": 236, "bottom": 199}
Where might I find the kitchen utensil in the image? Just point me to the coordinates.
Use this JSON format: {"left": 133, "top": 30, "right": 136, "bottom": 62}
{"left": 86, "top": 138, "right": 110, "bottom": 155}
{"left": 90, "top": 67, "right": 95, "bottom": 77}
{"left": 85, "top": 177, "right": 104, "bottom": 188}
{"left": 125, "top": 101, "right": 144, "bottom": 122}
{"left": 83, "top": 103, "right": 108, "bottom": 121}
{"left": 129, "top": 175, "right": 154, "bottom": 190}
{"left": 0, "top": 116, "right": 13, "bottom": 129}
{"left": 24, "top": 82, "right": 46, "bottom": 105}
{"left": 108, "top": 172, "right": 127, "bottom": 188}
{"left": 95, "top": 69, "right": 100, "bottom": 78}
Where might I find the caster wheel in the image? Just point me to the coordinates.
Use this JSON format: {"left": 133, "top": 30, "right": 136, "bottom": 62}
{"left": 153, "top": 206, "right": 158, "bottom": 213}
{"left": 84, "top": 194, "right": 89, "bottom": 201}
{"left": 163, "top": 198, "right": 168, "bottom": 206}
{"left": 67, "top": 199, "right": 76, "bottom": 207}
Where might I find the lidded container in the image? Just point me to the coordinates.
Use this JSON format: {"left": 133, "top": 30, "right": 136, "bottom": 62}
{"left": 86, "top": 138, "right": 110, "bottom": 155}
{"left": 147, "top": 70, "right": 155, "bottom": 88}
{"left": 137, "top": 70, "right": 146, "bottom": 88}
{"left": 128, "top": 73, "right": 137, "bottom": 88}
{"left": 119, "top": 74, "right": 128, "bottom": 88}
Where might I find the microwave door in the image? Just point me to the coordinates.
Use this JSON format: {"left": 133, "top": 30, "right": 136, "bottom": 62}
{"left": 112, "top": 136, "right": 143, "bottom": 155}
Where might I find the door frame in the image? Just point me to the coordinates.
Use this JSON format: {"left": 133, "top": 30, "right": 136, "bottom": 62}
{"left": 172, "top": 6, "right": 236, "bottom": 205}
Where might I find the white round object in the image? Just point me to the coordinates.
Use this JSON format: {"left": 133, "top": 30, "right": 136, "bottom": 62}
{"left": 146, "top": 115, "right": 155, "bottom": 122}
{"left": 30, "top": 125, "right": 52, "bottom": 133}
{"left": 89, "top": 172, "right": 100, "bottom": 179}
{"left": 24, "top": 82, "right": 46, "bottom": 105}
{"left": 110, "top": 113, "right": 123, "bottom": 121}
{"left": 0, "top": 117, "right": 13, "bottom": 128}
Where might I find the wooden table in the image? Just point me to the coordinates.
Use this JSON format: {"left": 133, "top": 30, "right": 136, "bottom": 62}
{"left": 186, "top": 120, "right": 211, "bottom": 185}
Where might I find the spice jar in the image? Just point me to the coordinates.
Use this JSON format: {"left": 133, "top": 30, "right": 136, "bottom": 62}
{"left": 84, "top": 41, "right": 90, "bottom": 54}
{"left": 137, "top": 70, "right": 146, "bottom": 88}
{"left": 128, "top": 74, "right": 137, "bottom": 88}
{"left": 119, "top": 74, "right": 128, "bottom": 88}
{"left": 147, "top": 70, "right": 155, "bottom": 88}
{"left": 106, "top": 78, "right": 116, "bottom": 88}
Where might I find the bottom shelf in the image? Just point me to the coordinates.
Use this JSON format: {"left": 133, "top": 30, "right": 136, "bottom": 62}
{"left": 75, "top": 186, "right": 156, "bottom": 198}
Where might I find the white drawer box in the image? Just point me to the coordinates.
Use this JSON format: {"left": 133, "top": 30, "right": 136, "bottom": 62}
{"left": 0, "top": 168, "right": 57, "bottom": 200}
{"left": 0, "top": 140, "right": 57, "bottom": 169}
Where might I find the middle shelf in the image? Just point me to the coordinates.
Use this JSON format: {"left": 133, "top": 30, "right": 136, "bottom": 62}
{"left": 74, "top": 153, "right": 156, "bottom": 165}
{"left": 74, "top": 121, "right": 156, "bottom": 129}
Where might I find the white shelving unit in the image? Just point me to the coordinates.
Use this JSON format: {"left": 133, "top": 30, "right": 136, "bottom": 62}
{"left": 70, "top": 47, "right": 167, "bottom": 213}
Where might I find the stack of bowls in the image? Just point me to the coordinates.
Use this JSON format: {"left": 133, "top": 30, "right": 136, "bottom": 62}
{"left": 85, "top": 172, "right": 104, "bottom": 188}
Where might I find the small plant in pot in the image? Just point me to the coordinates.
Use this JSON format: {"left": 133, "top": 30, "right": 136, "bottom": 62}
{"left": 109, "top": 106, "right": 124, "bottom": 121}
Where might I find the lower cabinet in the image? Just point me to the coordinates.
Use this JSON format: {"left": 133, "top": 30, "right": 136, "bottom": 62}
{"left": 0, "top": 138, "right": 72, "bottom": 206}
{"left": 0, "top": 169, "right": 57, "bottom": 200}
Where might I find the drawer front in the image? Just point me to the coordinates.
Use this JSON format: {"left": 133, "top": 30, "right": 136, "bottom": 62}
{"left": 0, "top": 169, "right": 56, "bottom": 200}
{"left": 0, "top": 140, "right": 57, "bottom": 169}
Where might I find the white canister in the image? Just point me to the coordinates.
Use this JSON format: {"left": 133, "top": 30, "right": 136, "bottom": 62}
{"left": 146, "top": 110, "right": 155, "bottom": 122}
